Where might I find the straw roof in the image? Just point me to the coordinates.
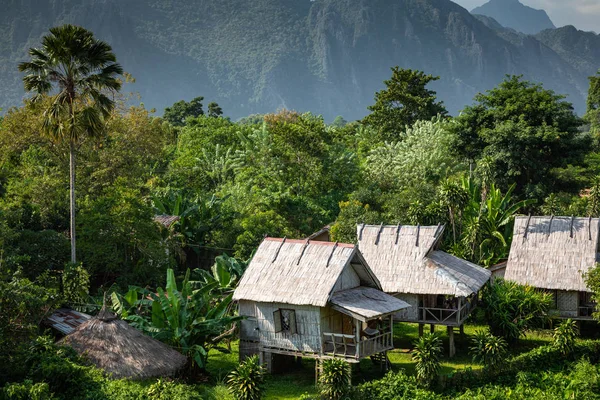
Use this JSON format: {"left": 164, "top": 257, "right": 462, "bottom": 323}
{"left": 61, "top": 309, "right": 187, "bottom": 380}
{"left": 357, "top": 224, "right": 491, "bottom": 296}
{"left": 233, "top": 238, "right": 381, "bottom": 307}
{"left": 504, "top": 216, "right": 600, "bottom": 292}
{"left": 153, "top": 215, "right": 180, "bottom": 228}
{"left": 329, "top": 287, "right": 410, "bottom": 321}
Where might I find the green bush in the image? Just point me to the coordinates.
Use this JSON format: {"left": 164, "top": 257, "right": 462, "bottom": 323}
{"left": 469, "top": 330, "right": 508, "bottom": 369}
{"left": 2, "top": 380, "right": 54, "bottom": 400}
{"left": 357, "top": 371, "right": 441, "bottom": 400}
{"left": 319, "top": 359, "right": 351, "bottom": 400}
{"left": 553, "top": 319, "right": 578, "bottom": 355}
{"left": 412, "top": 333, "right": 443, "bottom": 387}
{"left": 481, "top": 279, "right": 552, "bottom": 342}
{"left": 226, "top": 355, "right": 265, "bottom": 400}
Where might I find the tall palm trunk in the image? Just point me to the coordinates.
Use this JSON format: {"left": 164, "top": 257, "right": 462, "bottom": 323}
{"left": 69, "top": 139, "right": 76, "bottom": 263}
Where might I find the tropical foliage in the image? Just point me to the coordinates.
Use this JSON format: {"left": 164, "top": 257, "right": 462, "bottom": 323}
{"left": 481, "top": 279, "right": 553, "bottom": 342}
{"left": 227, "top": 355, "right": 265, "bottom": 400}
{"left": 319, "top": 359, "right": 351, "bottom": 400}
{"left": 469, "top": 330, "right": 508, "bottom": 370}
{"left": 553, "top": 319, "right": 578, "bottom": 355}
{"left": 412, "top": 333, "right": 443, "bottom": 387}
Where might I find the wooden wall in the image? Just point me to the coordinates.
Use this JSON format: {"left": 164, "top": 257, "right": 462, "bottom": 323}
{"left": 393, "top": 293, "right": 419, "bottom": 321}
{"left": 332, "top": 264, "right": 361, "bottom": 293}
{"left": 238, "top": 300, "right": 322, "bottom": 353}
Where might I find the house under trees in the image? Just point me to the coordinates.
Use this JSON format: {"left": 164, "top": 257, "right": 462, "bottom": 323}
{"left": 233, "top": 237, "right": 410, "bottom": 374}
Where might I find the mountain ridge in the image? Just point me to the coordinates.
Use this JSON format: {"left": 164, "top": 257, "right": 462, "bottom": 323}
{"left": 0, "top": 0, "right": 597, "bottom": 120}
{"left": 471, "top": 0, "right": 555, "bottom": 35}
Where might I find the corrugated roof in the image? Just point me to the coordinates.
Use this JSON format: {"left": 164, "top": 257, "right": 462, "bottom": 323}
{"left": 233, "top": 238, "right": 380, "bottom": 306}
{"left": 46, "top": 308, "right": 92, "bottom": 335}
{"left": 357, "top": 224, "right": 491, "bottom": 296}
{"left": 329, "top": 287, "right": 410, "bottom": 321}
{"left": 504, "top": 216, "right": 600, "bottom": 291}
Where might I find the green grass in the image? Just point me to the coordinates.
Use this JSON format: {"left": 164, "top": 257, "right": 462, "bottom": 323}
{"left": 203, "top": 322, "right": 558, "bottom": 399}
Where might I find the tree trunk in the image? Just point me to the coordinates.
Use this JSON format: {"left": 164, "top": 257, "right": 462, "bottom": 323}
{"left": 69, "top": 140, "right": 77, "bottom": 264}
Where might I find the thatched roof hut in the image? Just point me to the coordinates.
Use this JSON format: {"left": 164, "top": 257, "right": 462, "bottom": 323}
{"left": 357, "top": 224, "right": 491, "bottom": 297}
{"left": 153, "top": 214, "right": 180, "bottom": 229}
{"left": 61, "top": 308, "right": 187, "bottom": 380}
{"left": 504, "top": 216, "right": 600, "bottom": 292}
{"left": 233, "top": 237, "right": 409, "bottom": 317}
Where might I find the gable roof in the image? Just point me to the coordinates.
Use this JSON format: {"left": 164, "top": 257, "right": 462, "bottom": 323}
{"left": 329, "top": 287, "right": 410, "bottom": 322}
{"left": 233, "top": 238, "right": 381, "bottom": 307}
{"left": 357, "top": 224, "right": 491, "bottom": 297}
{"left": 504, "top": 216, "right": 600, "bottom": 292}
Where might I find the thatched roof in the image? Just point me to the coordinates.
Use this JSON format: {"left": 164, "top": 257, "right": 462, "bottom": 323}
{"left": 233, "top": 238, "right": 382, "bottom": 307}
{"left": 153, "top": 215, "right": 180, "bottom": 228}
{"left": 504, "top": 216, "right": 600, "bottom": 292}
{"left": 357, "top": 224, "right": 491, "bottom": 297}
{"left": 329, "top": 287, "right": 410, "bottom": 321}
{"left": 61, "top": 309, "right": 187, "bottom": 380}
{"left": 306, "top": 225, "right": 332, "bottom": 241}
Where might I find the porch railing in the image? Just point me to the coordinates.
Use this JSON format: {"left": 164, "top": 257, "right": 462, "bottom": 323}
{"left": 418, "top": 302, "right": 470, "bottom": 325}
{"left": 321, "top": 331, "right": 393, "bottom": 359}
{"left": 358, "top": 331, "right": 393, "bottom": 358}
{"left": 578, "top": 305, "right": 596, "bottom": 318}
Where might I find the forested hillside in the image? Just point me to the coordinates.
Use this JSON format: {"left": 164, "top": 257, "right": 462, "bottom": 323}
{"left": 0, "top": 0, "right": 599, "bottom": 119}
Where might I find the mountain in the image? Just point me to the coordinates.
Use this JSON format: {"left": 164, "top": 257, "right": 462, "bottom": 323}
{"left": 0, "top": 0, "right": 597, "bottom": 120}
{"left": 471, "top": 0, "right": 555, "bottom": 35}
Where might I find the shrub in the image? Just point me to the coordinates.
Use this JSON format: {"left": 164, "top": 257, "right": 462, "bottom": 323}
{"left": 319, "top": 359, "right": 351, "bottom": 400}
{"left": 469, "top": 330, "right": 508, "bottom": 369}
{"left": 226, "top": 355, "right": 265, "bottom": 400}
{"left": 2, "top": 380, "right": 54, "bottom": 400}
{"left": 553, "top": 319, "right": 578, "bottom": 355}
{"left": 481, "top": 279, "right": 552, "bottom": 342}
{"left": 358, "top": 370, "right": 441, "bottom": 400}
{"left": 412, "top": 333, "right": 443, "bottom": 387}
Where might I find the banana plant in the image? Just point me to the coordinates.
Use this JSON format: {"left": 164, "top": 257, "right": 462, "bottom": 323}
{"left": 122, "top": 268, "right": 242, "bottom": 371}
{"left": 195, "top": 254, "right": 247, "bottom": 294}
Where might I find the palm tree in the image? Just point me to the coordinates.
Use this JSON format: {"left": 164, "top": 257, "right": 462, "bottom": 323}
{"left": 19, "top": 25, "right": 123, "bottom": 263}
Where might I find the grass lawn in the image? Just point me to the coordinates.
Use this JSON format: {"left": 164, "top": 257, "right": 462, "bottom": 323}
{"left": 203, "top": 321, "right": 557, "bottom": 399}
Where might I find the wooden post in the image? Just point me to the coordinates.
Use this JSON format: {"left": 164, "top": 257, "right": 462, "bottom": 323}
{"left": 355, "top": 319, "right": 361, "bottom": 358}
{"left": 418, "top": 323, "right": 424, "bottom": 337}
{"left": 447, "top": 326, "right": 456, "bottom": 358}
{"left": 430, "top": 324, "right": 435, "bottom": 333}
{"left": 459, "top": 324, "right": 465, "bottom": 336}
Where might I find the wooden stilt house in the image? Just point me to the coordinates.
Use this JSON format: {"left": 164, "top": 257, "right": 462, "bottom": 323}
{"left": 233, "top": 237, "right": 411, "bottom": 373}
{"left": 357, "top": 224, "right": 491, "bottom": 356}
{"left": 504, "top": 216, "right": 600, "bottom": 319}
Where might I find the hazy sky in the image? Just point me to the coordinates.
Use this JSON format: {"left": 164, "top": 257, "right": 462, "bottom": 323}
{"left": 452, "top": 0, "right": 599, "bottom": 33}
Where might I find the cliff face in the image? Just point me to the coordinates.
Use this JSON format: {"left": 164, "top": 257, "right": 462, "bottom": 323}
{"left": 0, "top": 0, "right": 597, "bottom": 120}
{"left": 471, "top": 0, "right": 555, "bottom": 35}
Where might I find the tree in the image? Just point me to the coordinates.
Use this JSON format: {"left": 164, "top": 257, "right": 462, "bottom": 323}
{"left": 363, "top": 67, "right": 447, "bottom": 138}
{"left": 207, "top": 101, "right": 223, "bottom": 118}
{"left": 452, "top": 75, "right": 586, "bottom": 201}
{"left": 163, "top": 97, "right": 204, "bottom": 126}
{"left": 586, "top": 70, "right": 600, "bottom": 135}
{"left": 584, "top": 263, "right": 600, "bottom": 321}
{"left": 18, "top": 25, "right": 123, "bottom": 264}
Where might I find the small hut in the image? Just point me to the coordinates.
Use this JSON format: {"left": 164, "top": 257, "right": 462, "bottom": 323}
{"left": 504, "top": 216, "right": 600, "bottom": 319}
{"left": 357, "top": 224, "right": 491, "bottom": 356}
{"left": 233, "top": 237, "right": 410, "bottom": 373}
{"left": 306, "top": 225, "right": 332, "bottom": 242}
{"left": 61, "top": 308, "right": 187, "bottom": 379}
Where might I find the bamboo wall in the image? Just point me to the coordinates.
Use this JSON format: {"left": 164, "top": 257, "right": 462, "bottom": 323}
{"left": 556, "top": 290, "right": 578, "bottom": 318}
{"left": 238, "top": 300, "right": 322, "bottom": 354}
{"left": 332, "top": 265, "right": 361, "bottom": 293}
{"left": 393, "top": 293, "right": 419, "bottom": 321}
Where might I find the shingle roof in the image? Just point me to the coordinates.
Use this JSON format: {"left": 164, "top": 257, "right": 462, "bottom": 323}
{"left": 357, "top": 224, "right": 491, "bottom": 297}
{"left": 504, "top": 216, "right": 600, "bottom": 291}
